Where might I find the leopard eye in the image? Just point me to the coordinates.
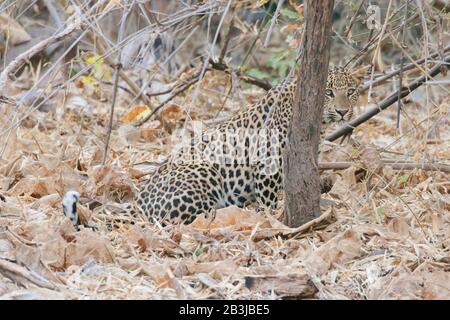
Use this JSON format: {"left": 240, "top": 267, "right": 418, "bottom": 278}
{"left": 347, "top": 88, "right": 355, "bottom": 96}
{"left": 325, "top": 89, "right": 334, "bottom": 97}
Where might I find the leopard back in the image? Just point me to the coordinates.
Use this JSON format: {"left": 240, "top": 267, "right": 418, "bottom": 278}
{"left": 133, "top": 67, "right": 361, "bottom": 222}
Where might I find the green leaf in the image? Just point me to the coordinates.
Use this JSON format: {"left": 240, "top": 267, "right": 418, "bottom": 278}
{"left": 247, "top": 68, "right": 270, "bottom": 80}
{"left": 68, "top": 67, "right": 78, "bottom": 78}
{"left": 285, "top": 33, "right": 295, "bottom": 45}
{"left": 85, "top": 54, "right": 112, "bottom": 81}
{"left": 266, "top": 49, "right": 296, "bottom": 78}
{"left": 194, "top": 248, "right": 203, "bottom": 257}
{"left": 375, "top": 206, "right": 383, "bottom": 224}
{"left": 281, "top": 8, "right": 300, "bottom": 20}
{"left": 398, "top": 174, "right": 410, "bottom": 184}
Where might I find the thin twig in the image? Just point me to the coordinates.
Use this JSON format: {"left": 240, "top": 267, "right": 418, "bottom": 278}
{"left": 102, "top": 63, "right": 121, "bottom": 165}
{"left": 424, "top": 2, "right": 447, "bottom": 77}
{"left": 238, "top": 7, "right": 271, "bottom": 71}
{"left": 126, "top": 24, "right": 202, "bottom": 109}
{"left": 209, "top": 59, "right": 272, "bottom": 90}
{"left": 360, "top": 44, "right": 450, "bottom": 91}
{"left": 140, "top": 74, "right": 201, "bottom": 125}
{"left": 140, "top": 54, "right": 274, "bottom": 125}
{"left": 344, "top": 0, "right": 366, "bottom": 38}
{"left": 176, "top": 0, "right": 233, "bottom": 147}
{"left": 367, "top": 0, "right": 393, "bottom": 103}
{"left": 86, "top": 33, "right": 153, "bottom": 107}
{"left": 264, "top": 0, "right": 285, "bottom": 48}
{"left": 332, "top": 29, "right": 361, "bottom": 52}
{"left": 285, "top": 209, "right": 333, "bottom": 239}
{"left": 347, "top": 4, "right": 419, "bottom": 68}
{"left": 319, "top": 161, "right": 450, "bottom": 173}
{"left": 396, "top": 0, "right": 410, "bottom": 128}
{"left": 219, "top": 3, "right": 236, "bottom": 63}
{"left": 102, "top": 1, "right": 131, "bottom": 165}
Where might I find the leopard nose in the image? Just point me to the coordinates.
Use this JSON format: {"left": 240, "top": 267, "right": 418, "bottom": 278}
{"left": 335, "top": 109, "right": 348, "bottom": 117}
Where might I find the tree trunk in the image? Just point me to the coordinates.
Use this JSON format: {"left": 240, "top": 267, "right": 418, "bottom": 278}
{"left": 283, "top": 0, "right": 334, "bottom": 227}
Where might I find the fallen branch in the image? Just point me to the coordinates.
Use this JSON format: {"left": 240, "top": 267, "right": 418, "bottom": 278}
{"left": 244, "top": 274, "right": 317, "bottom": 298}
{"left": 326, "top": 55, "right": 450, "bottom": 142}
{"left": 0, "top": 257, "right": 57, "bottom": 290}
{"left": 286, "top": 208, "right": 334, "bottom": 239}
{"left": 0, "top": 21, "right": 80, "bottom": 96}
{"left": 319, "top": 161, "right": 450, "bottom": 173}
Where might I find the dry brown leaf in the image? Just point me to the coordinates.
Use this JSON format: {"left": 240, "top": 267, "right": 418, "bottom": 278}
{"left": 368, "top": 263, "right": 450, "bottom": 299}
{"left": 8, "top": 177, "right": 58, "bottom": 198}
{"left": 115, "top": 125, "right": 141, "bottom": 146}
{"left": 84, "top": 165, "right": 134, "bottom": 198}
{"left": 140, "top": 128, "right": 159, "bottom": 142}
{"left": 160, "top": 104, "right": 183, "bottom": 120}
{"left": 77, "top": 204, "right": 92, "bottom": 226}
{"left": 0, "top": 13, "right": 31, "bottom": 45}
{"left": 184, "top": 259, "right": 239, "bottom": 277}
{"left": 159, "top": 104, "right": 184, "bottom": 133}
{"left": 120, "top": 105, "right": 151, "bottom": 125}
{"left": 191, "top": 206, "right": 264, "bottom": 231}
{"left": 245, "top": 274, "right": 316, "bottom": 298}
{"left": 251, "top": 0, "right": 270, "bottom": 9}
{"left": 304, "top": 229, "right": 362, "bottom": 275}
{"left": 0, "top": 288, "right": 67, "bottom": 300}
{"left": 137, "top": 261, "right": 174, "bottom": 288}
{"left": 34, "top": 193, "right": 61, "bottom": 208}
{"left": 65, "top": 229, "right": 115, "bottom": 266}
{"left": 0, "top": 257, "right": 57, "bottom": 290}
{"left": 140, "top": 120, "right": 163, "bottom": 142}
{"left": 386, "top": 217, "right": 411, "bottom": 238}
{"left": 1, "top": 34, "right": 449, "bottom": 299}
{"left": 329, "top": 168, "right": 359, "bottom": 199}
{"left": 288, "top": 0, "right": 304, "bottom": 18}
{"left": 124, "top": 225, "right": 179, "bottom": 253}
{"left": 11, "top": 241, "right": 62, "bottom": 285}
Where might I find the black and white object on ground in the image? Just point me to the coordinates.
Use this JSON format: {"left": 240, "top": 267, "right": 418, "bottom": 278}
{"left": 63, "top": 191, "right": 80, "bottom": 227}
{"left": 62, "top": 191, "right": 97, "bottom": 230}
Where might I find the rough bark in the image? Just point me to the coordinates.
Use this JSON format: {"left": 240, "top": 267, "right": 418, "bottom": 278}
{"left": 283, "top": 0, "right": 334, "bottom": 227}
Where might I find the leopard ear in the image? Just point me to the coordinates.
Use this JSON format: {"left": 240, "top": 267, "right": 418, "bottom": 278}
{"left": 349, "top": 66, "right": 366, "bottom": 87}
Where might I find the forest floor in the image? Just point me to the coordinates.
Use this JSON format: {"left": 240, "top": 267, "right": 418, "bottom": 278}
{"left": 0, "top": 66, "right": 449, "bottom": 299}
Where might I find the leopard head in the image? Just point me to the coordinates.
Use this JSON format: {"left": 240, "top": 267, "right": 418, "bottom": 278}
{"left": 323, "top": 66, "right": 360, "bottom": 124}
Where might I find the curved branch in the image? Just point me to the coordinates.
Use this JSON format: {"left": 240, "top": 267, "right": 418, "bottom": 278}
{"left": 208, "top": 59, "right": 272, "bottom": 91}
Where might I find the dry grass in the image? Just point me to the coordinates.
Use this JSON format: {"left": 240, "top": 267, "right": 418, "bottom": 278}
{"left": 0, "top": 0, "right": 449, "bottom": 300}
{"left": 0, "top": 65, "right": 449, "bottom": 299}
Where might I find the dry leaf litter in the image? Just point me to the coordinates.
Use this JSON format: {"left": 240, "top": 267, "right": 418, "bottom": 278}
{"left": 0, "top": 67, "right": 449, "bottom": 300}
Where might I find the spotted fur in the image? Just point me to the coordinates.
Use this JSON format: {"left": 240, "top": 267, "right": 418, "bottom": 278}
{"left": 131, "top": 67, "right": 360, "bottom": 223}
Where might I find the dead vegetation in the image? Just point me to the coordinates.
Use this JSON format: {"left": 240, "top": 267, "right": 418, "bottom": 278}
{"left": 0, "top": 0, "right": 449, "bottom": 299}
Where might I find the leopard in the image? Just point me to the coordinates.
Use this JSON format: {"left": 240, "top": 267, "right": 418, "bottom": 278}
{"left": 127, "top": 66, "right": 360, "bottom": 224}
